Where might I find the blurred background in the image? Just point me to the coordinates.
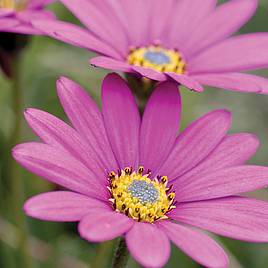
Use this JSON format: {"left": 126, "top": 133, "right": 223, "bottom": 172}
{"left": 1, "top": 1, "right": 268, "bottom": 267}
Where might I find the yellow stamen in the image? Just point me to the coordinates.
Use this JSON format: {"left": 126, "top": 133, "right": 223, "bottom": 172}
{"left": 108, "top": 167, "right": 176, "bottom": 223}
{"left": 0, "top": 0, "right": 28, "bottom": 11}
{"left": 127, "top": 45, "right": 186, "bottom": 74}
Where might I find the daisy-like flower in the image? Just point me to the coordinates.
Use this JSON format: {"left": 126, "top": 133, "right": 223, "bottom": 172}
{"left": 31, "top": 0, "right": 268, "bottom": 94}
{"left": 13, "top": 73, "right": 268, "bottom": 268}
{"left": 0, "top": 0, "right": 55, "bottom": 34}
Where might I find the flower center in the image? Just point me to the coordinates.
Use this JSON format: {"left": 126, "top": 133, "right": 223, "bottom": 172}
{"left": 0, "top": 0, "right": 27, "bottom": 10}
{"left": 127, "top": 45, "right": 186, "bottom": 74}
{"left": 107, "top": 167, "right": 176, "bottom": 223}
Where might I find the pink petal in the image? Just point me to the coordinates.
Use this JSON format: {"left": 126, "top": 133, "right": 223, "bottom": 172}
{"left": 24, "top": 108, "right": 106, "bottom": 181}
{"left": 16, "top": 10, "right": 56, "bottom": 23}
{"left": 177, "top": 133, "right": 259, "bottom": 185}
{"left": 184, "top": 0, "right": 258, "bottom": 57}
{"left": 78, "top": 210, "right": 133, "bottom": 242}
{"left": 165, "top": 0, "right": 216, "bottom": 49}
{"left": 12, "top": 142, "right": 107, "bottom": 200}
{"left": 172, "top": 196, "right": 268, "bottom": 242}
{"left": 27, "top": 0, "right": 55, "bottom": 9}
{"left": 57, "top": 77, "right": 118, "bottom": 174}
{"left": 193, "top": 72, "right": 268, "bottom": 94}
{"left": 24, "top": 191, "right": 108, "bottom": 222}
{"left": 0, "top": 18, "right": 19, "bottom": 30}
{"left": 0, "top": 10, "right": 15, "bottom": 18}
{"left": 158, "top": 221, "right": 229, "bottom": 268}
{"left": 132, "top": 66, "right": 167, "bottom": 81}
{"left": 59, "top": 0, "right": 128, "bottom": 56}
{"left": 167, "top": 72, "right": 204, "bottom": 92}
{"left": 188, "top": 33, "right": 268, "bottom": 73}
{"left": 140, "top": 82, "right": 181, "bottom": 174}
{"left": 90, "top": 56, "right": 133, "bottom": 73}
{"left": 126, "top": 223, "right": 170, "bottom": 268}
{"left": 32, "top": 19, "right": 122, "bottom": 59}
{"left": 102, "top": 73, "right": 140, "bottom": 169}
{"left": 177, "top": 165, "right": 268, "bottom": 202}
{"left": 157, "top": 109, "right": 231, "bottom": 181}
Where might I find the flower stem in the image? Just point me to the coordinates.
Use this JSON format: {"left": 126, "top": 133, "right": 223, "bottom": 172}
{"left": 7, "top": 53, "right": 33, "bottom": 268}
{"left": 112, "top": 238, "right": 129, "bottom": 268}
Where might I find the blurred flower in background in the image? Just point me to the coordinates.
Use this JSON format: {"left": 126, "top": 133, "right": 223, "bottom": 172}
{"left": 0, "top": 0, "right": 55, "bottom": 77}
{"left": 13, "top": 74, "right": 268, "bottom": 268}
{"left": 32, "top": 0, "right": 268, "bottom": 94}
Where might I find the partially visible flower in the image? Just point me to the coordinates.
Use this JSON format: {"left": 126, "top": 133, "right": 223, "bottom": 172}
{"left": 0, "top": 0, "right": 55, "bottom": 34}
{"left": 0, "top": 1, "right": 55, "bottom": 77}
{"left": 13, "top": 73, "right": 268, "bottom": 268}
{"left": 31, "top": 0, "right": 268, "bottom": 94}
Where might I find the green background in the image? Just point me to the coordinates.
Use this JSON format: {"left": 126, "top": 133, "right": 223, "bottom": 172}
{"left": 0, "top": 1, "right": 268, "bottom": 267}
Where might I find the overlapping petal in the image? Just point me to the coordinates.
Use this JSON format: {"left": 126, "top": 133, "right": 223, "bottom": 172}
{"left": 102, "top": 73, "right": 140, "bottom": 169}
{"left": 79, "top": 209, "right": 133, "bottom": 242}
{"left": 126, "top": 223, "right": 170, "bottom": 268}
{"left": 139, "top": 81, "right": 181, "bottom": 173}
{"left": 57, "top": 77, "right": 118, "bottom": 173}
{"left": 157, "top": 109, "right": 231, "bottom": 180}
{"left": 176, "top": 165, "right": 268, "bottom": 202}
{"left": 24, "top": 191, "right": 108, "bottom": 221}
{"left": 12, "top": 142, "right": 107, "bottom": 200}
{"left": 158, "top": 221, "right": 229, "bottom": 268}
{"left": 172, "top": 196, "right": 268, "bottom": 242}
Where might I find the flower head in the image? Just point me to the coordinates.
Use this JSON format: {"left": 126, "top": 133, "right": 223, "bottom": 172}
{"left": 31, "top": 0, "right": 268, "bottom": 94}
{"left": 13, "top": 73, "right": 268, "bottom": 268}
{"left": 0, "top": 0, "right": 55, "bottom": 34}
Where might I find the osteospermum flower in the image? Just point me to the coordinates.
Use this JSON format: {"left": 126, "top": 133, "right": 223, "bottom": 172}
{"left": 0, "top": 0, "right": 55, "bottom": 34}
{"left": 13, "top": 73, "right": 268, "bottom": 268}
{"left": 32, "top": 0, "right": 268, "bottom": 94}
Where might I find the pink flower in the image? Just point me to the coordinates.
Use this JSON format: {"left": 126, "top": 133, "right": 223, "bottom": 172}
{"left": 31, "top": 0, "right": 268, "bottom": 94}
{"left": 13, "top": 73, "right": 268, "bottom": 268}
{"left": 0, "top": 0, "right": 55, "bottom": 34}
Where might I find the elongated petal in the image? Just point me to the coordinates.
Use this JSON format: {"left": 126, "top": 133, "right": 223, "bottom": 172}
{"left": 24, "top": 108, "right": 106, "bottom": 181}
{"left": 167, "top": 73, "right": 204, "bottom": 92}
{"left": 165, "top": 0, "right": 216, "bottom": 48}
{"left": 176, "top": 165, "right": 268, "bottom": 202}
{"left": 177, "top": 133, "right": 259, "bottom": 184}
{"left": 32, "top": 19, "right": 121, "bottom": 59}
{"left": 16, "top": 10, "right": 55, "bottom": 23}
{"left": 189, "top": 33, "right": 268, "bottom": 73}
{"left": 193, "top": 72, "right": 268, "bottom": 94}
{"left": 102, "top": 73, "right": 140, "bottom": 169}
{"left": 158, "top": 221, "right": 229, "bottom": 268}
{"left": 90, "top": 56, "right": 133, "bottom": 73}
{"left": 79, "top": 210, "right": 133, "bottom": 242}
{"left": 126, "top": 223, "right": 170, "bottom": 268}
{"left": 57, "top": 77, "right": 118, "bottom": 173}
{"left": 172, "top": 196, "right": 268, "bottom": 242}
{"left": 184, "top": 0, "right": 258, "bottom": 57}
{"left": 157, "top": 110, "right": 231, "bottom": 180}
{"left": 0, "top": 10, "right": 14, "bottom": 18}
{"left": 24, "top": 191, "right": 108, "bottom": 222}
{"left": 132, "top": 66, "right": 167, "bottom": 81}
{"left": 59, "top": 0, "right": 128, "bottom": 56}
{"left": 0, "top": 18, "right": 19, "bottom": 30}
{"left": 12, "top": 142, "right": 107, "bottom": 200}
{"left": 27, "top": 0, "right": 55, "bottom": 9}
{"left": 140, "top": 82, "right": 181, "bottom": 173}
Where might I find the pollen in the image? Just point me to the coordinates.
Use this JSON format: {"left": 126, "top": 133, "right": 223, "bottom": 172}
{"left": 127, "top": 45, "right": 186, "bottom": 74}
{"left": 0, "top": 0, "right": 28, "bottom": 10}
{"left": 107, "top": 167, "right": 176, "bottom": 223}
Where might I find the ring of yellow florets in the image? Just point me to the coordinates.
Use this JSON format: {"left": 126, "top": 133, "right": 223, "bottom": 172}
{"left": 0, "top": 0, "right": 28, "bottom": 10}
{"left": 127, "top": 45, "right": 186, "bottom": 74}
{"left": 107, "top": 167, "right": 176, "bottom": 223}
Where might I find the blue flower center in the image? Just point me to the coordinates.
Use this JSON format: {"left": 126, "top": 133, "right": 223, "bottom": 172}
{"left": 128, "top": 179, "right": 159, "bottom": 204}
{"left": 144, "top": 51, "right": 171, "bottom": 65}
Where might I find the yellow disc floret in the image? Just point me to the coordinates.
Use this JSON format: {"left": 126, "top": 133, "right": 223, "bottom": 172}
{"left": 127, "top": 45, "right": 186, "bottom": 74}
{"left": 0, "top": 0, "right": 28, "bottom": 10}
{"left": 107, "top": 167, "right": 176, "bottom": 223}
